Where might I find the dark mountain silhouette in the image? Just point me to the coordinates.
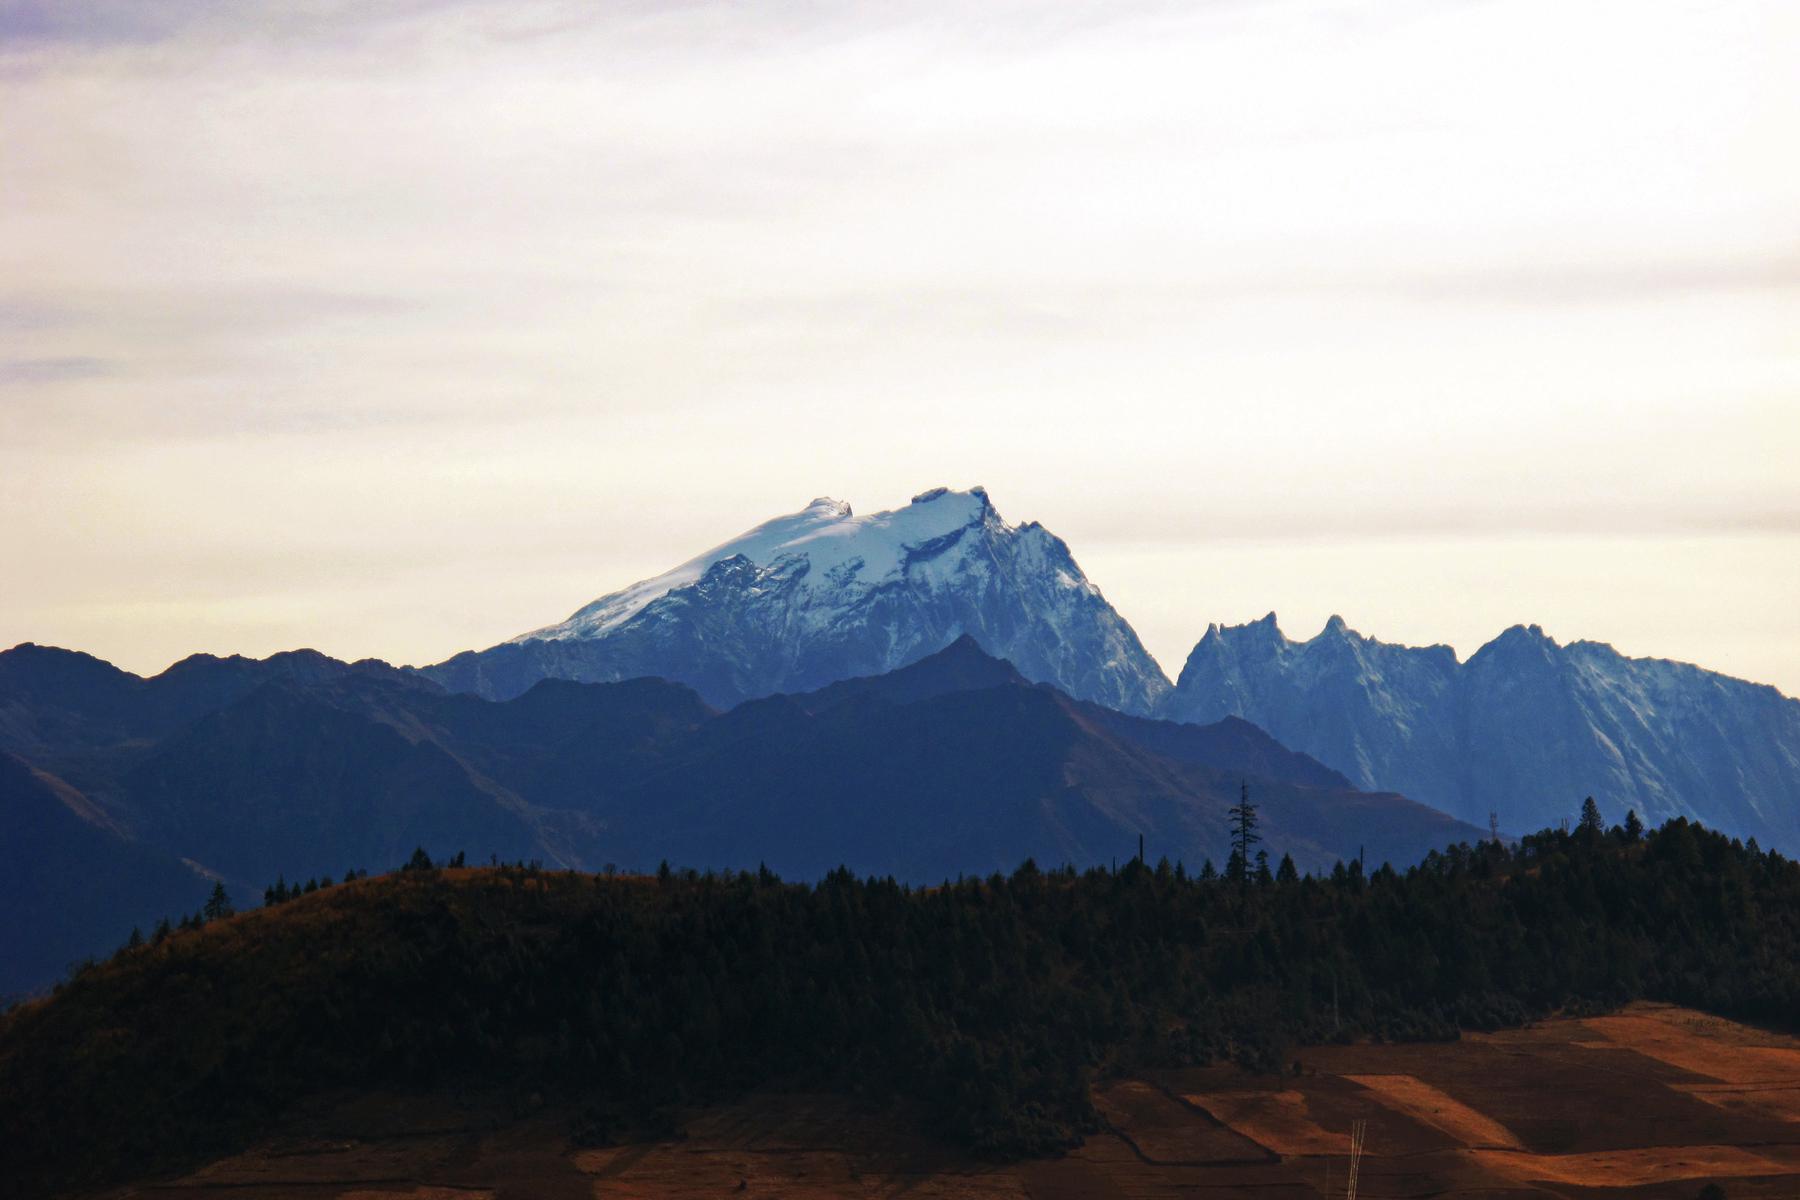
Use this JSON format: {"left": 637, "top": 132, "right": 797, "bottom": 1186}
{"left": 123, "top": 679, "right": 546, "bottom": 886}
{"left": 796, "top": 632, "right": 1032, "bottom": 711}
{"left": 0, "top": 753, "right": 211, "bottom": 997}
{"left": 0, "top": 637, "right": 1486, "bottom": 996}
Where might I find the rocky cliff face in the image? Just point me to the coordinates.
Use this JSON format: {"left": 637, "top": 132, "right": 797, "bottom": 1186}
{"left": 1163, "top": 614, "right": 1800, "bottom": 852}
{"left": 422, "top": 487, "right": 1172, "bottom": 713}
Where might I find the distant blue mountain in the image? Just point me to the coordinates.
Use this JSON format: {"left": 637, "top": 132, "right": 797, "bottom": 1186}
{"left": 1163, "top": 613, "right": 1800, "bottom": 852}
{"left": 0, "top": 636, "right": 1480, "bottom": 997}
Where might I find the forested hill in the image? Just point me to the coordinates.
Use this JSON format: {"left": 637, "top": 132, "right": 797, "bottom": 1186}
{"left": 4, "top": 819, "right": 1798, "bottom": 1198}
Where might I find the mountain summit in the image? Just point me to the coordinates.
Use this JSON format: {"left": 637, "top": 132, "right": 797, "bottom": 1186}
{"left": 1163, "top": 613, "right": 1800, "bottom": 852}
{"left": 422, "top": 487, "right": 1171, "bottom": 712}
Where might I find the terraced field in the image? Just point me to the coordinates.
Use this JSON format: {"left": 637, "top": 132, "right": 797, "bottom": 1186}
{"left": 95, "top": 1004, "right": 1800, "bottom": 1199}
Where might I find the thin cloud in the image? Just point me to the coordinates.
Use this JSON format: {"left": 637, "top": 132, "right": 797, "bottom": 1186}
{"left": 0, "top": 355, "right": 111, "bottom": 383}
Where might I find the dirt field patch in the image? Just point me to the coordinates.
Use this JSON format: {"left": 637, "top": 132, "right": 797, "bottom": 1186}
{"left": 1093, "top": 1079, "right": 1272, "bottom": 1165}
{"left": 1178, "top": 1088, "right": 1348, "bottom": 1157}
{"left": 1677, "top": 1081, "right": 1800, "bottom": 1123}
{"left": 1474, "top": 1143, "right": 1795, "bottom": 1187}
{"left": 1344, "top": 1073, "right": 1525, "bottom": 1150}
{"left": 1581, "top": 1006, "right": 1800, "bottom": 1085}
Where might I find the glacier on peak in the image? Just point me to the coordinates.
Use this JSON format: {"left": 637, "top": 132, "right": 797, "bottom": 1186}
{"left": 427, "top": 486, "right": 1171, "bottom": 715}
{"left": 516, "top": 486, "right": 1000, "bottom": 644}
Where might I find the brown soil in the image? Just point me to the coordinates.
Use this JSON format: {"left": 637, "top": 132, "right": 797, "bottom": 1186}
{"left": 89, "top": 1003, "right": 1800, "bottom": 1200}
{"left": 1473, "top": 1143, "right": 1800, "bottom": 1188}
{"left": 1342, "top": 1073, "right": 1525, "bottom": 1150}
{"left": 1578, "top": 1004, "right": 1800, "bottom": 1084}
{"left": 1176, "top": 1087, "right": 1349, "bottom": 1157}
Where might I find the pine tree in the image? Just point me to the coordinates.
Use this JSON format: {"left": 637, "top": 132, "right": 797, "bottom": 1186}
{"left": 1224, "top": 848, "right": 1245, "bottom": 884}
{"left": 1226, "top": 780, "right": 1261, "bottom": 891}
{"left": 1623, "top": 809, "right": 1644, "bottom": 842}
{"left": 124, "top": 927, "right": 143, "bottom": 952}
{"left": 406, "top": 847, "right": 434, "bottom": 872}
{"left": 1579, "top": 796, "right": 1604, "bottom": 837}
{"left": 203, "top": 882, "right": 232, "bottom": 922}
{"left": 1276, "top": 853, "right": 1299, "bottom": 884}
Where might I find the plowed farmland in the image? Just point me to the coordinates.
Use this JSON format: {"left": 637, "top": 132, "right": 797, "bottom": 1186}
{"left": 94, "top": 1004, "right": 1800, "bottom": 1199}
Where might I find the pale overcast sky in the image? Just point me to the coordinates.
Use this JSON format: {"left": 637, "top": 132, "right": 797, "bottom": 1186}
{"left": 3, "top": 0, "right": 1797, "bottom": 692}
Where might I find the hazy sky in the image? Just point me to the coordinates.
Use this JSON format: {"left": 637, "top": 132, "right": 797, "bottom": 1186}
{"left": 3, "top": 0, "right": 1797, "bottom": 693}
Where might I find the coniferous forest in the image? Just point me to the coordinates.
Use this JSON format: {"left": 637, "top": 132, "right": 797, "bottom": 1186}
{"left": 2, "top": 816, "right": 1798, "bottom": 1196}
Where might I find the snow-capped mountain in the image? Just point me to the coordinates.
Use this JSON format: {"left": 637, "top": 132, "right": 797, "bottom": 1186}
{"left": 1162, "top": 613, "right": 1800, "bottom": 853}
{"left": 422, "top": 487, "right": 1172, "bottom": 713}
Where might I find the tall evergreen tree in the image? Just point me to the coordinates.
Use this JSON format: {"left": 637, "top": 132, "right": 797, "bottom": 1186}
{"left": 1624, "top": 809, "right": 1644, "bottom": 842}
{"left": 1579, "top": 796, "right": 1605, "bottom": 837}
{"left": 202, "top": 882, "right": 233, "bottom": 922}
{"left": 1226, "top": 780, "right": 1261, "bottom": 890}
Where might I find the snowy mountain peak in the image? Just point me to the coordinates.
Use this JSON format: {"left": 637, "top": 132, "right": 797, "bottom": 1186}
{"left": 432, "top": 487, "right": 1171, "bottom": 714}
{"left": 514, "top": 487, "right": 1000, "bottom": 645}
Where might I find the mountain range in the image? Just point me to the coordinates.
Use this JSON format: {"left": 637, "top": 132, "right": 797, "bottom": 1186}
{"left": 1165, "top": 613, "right": 1800, "bottom": 851}
{"left": 418, "top": 486, "right": 1800, "bottom": 853}
{"left": 0, "top": 636, "right": 1480, "bottom": 997}
{"left": 5, "top": 484, "right": 1795, "bottom": 992}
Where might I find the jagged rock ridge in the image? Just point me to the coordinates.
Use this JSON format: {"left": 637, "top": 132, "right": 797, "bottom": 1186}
{"left": 1163, "top": 613, "right": 1800, "bottom": 852}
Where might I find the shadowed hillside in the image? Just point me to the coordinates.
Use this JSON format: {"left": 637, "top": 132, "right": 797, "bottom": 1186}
{"left": 0, "top": 637, "right": 1482, "bottom": 995}
{"left": 3, "top": 817, "right": 1796, "bottom": 1198}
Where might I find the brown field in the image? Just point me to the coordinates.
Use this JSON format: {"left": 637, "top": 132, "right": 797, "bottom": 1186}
{"left": 1177, "top": 1086, "right": 1352, "bottom": 1156}
{"left": 90, "top": 1003, "right": 1800, "bottom": 1200}
{"left": 1341, "top": 1073, "right": 1526, "bottom": 1149}
{"left": 1473, "top": 1144, "right": 1800, "bottom": 1189}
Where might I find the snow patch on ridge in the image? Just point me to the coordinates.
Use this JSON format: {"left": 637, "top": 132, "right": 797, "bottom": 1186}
{"left": 516, "top": 487, "right": 1004, "bottom": 643}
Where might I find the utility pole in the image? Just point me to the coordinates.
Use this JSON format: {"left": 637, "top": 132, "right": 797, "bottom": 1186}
{"left": 1489, "top": 811, "right": 1500, "bottom": 844}
{"left": 1138, "top": 833, "right": 1144, "bottom": 865}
